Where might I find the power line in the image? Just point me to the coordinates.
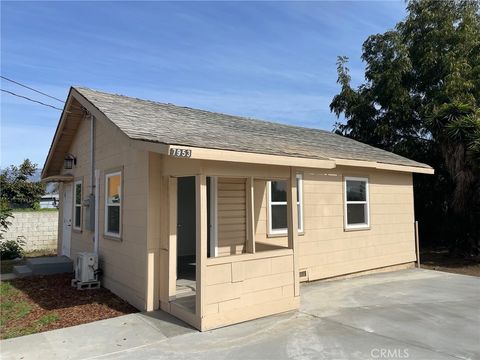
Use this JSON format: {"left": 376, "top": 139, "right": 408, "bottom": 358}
{"left": 1, "top": 89, "right": 65, "bottom": 111}
{"left": 0, "top": 75, "right": 64, "bottom": 103}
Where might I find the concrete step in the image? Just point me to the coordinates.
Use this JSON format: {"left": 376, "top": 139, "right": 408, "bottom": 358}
{"left": 13, "top": 265, "right": 33, "bottom": 278}
{"left": 26, "top": 256, "right": 73, "bottom": 275}
{"left": 0, "top": 273, "right": 17, "bottom": 281}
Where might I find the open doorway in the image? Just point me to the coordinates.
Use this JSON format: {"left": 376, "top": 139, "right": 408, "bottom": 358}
{"left": 176, "top": 176, "right": 196, "bottom": 301}
{"left": 174, "top": 176, "right": 216, "bottom": 313}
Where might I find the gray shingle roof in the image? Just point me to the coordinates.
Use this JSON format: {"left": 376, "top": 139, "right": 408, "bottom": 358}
{"left": 75, "top": 87, "right": 431, "bottom": 169}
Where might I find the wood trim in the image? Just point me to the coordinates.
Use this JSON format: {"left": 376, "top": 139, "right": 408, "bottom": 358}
{"left": 343, "top": 175, "right": 371, "bottom": 231}
{"left": 168, "top": 177, "right": 177, "bottom": 299}
{"left": 334, "top": 158, "right": 434, "bottom": 174}
{"left": 41, "top": 88, "right": 76, "bottom": 178}
{"left": 287, "top": 167, "right": 300, "bottom": 296}
{"left": 42, "top": 175, "right": 74, "bottom": 183}
{"left": 245, "top": 177, "right": 255, "bottom": 254}
{"left": 205, "top": 248, "right": 293, "bottom": 266}
{"left": 196, "top": 174, "right": 208, "bottom": 320}
{"left": 137, "top": 142, "right": 433, "bottom": 174}
{"left": 103, "top": 168, "right": 123, "bottom": 240}
{"left": 415, "top": 221, "right": 420, "bottom": 267}
{"left": 72, "top": 177, "right": 83, "bottom": 232}
{"left": 209, "top": 176, "right": 218, "bottom": 258}
{"left": 141, "top": 143, "right": 335, "bottom": 169}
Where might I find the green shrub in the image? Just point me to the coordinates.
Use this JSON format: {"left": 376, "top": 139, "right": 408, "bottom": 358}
{"left": 0, "top": 236, "right": 25, "bottom": 260}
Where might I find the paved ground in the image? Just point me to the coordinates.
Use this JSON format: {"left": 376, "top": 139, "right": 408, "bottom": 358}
{"left": 1, "top": 269, "right": 479, "bottom": 360}
{"left": 0, "top": 273, "right": 16, "bottom": 281}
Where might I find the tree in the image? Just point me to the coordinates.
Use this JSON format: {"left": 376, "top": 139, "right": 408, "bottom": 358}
{"left": 330, "top": 0, "right": 480, "bottom": 255}
{"left": 0, "top": 199, "right": 13, "bottom": 240}
{"left": 0, "top": 159, "right": 46, "bottom": 209}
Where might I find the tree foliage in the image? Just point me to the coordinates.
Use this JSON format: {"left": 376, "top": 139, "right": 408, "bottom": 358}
{"left": 330, "top": 0, "right": 480, "bottom": 254}
{"left": 0, "top": 159, "right": 45, "bottom": 209}
{"left": 0, "top": 199, "right": 13, "bottom": 241}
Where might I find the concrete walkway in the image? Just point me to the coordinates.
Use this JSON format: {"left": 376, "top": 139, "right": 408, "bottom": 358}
{"left": 0, "top": 273, "right": 16, "bottom": 281}
{"left": 1, "top": 269, "right": 479, "bottom": 360}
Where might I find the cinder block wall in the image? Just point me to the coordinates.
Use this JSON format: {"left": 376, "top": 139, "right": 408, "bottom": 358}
{"left": 3, "top": 211, "right": 59, "bottom": 252}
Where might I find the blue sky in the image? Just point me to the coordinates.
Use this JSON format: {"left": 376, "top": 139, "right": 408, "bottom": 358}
{"left": 1, "top": 1, "right": 406, "bottom": 168}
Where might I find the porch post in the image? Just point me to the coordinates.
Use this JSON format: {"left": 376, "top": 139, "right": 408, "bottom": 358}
{"left": 195, "top": 174, "right": 207, "bottom": 322}
{"left": 246, "top": 177, "right": 255, "bottom": 253}
{"left": 168, "top": 177, "right": 177, "bottom": 300}
{"left": 287, "top": 167, "right": 300, "bottom": 296}
{"left": 146, "top": 153, "right": 162, "bottom": 311}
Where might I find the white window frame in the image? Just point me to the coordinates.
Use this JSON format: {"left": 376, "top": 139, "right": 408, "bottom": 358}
{"left": 344, "top": 176, "right": 370, "bottom": 230}
{"left": 73, "top": 179, "right": 82, "bottom": 231}
{"left": 268, "top": 174, "right": 304, "bottom": 235}
{"left": 104, "top": 171, "right": 122, "bottom": 238}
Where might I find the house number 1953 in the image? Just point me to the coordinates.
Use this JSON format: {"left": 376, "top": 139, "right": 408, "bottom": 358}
{"left": 170, "top": 148, "right": 192, "bottom": 158}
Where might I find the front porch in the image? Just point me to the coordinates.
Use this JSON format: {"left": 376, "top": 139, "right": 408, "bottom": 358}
{"left": 153, "top": 156, "right": 302, "bottom": 331}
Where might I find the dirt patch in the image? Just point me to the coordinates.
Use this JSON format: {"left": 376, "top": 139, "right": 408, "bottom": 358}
{"left": 0, "top": 273, "right": 137, "bottom": 339}
{"left": 420, "top": 248, "right": 480, "bottom": 277}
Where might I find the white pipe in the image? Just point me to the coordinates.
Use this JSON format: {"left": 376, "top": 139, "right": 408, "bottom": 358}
{"left": 94, "top": 169, "right": 100, "bottom": 254}
{"left": 90, "top": 114, "right": 95, "bottom": 195}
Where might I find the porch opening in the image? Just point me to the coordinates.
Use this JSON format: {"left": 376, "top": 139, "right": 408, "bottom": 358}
{"left": 175, "top": 176, "right": 196, "bottom": 312}
{"left": 173, "top": 176, "right": 215, "bottom": 314}
{"left": 165, "top": 171, "right": 300, "bottom": 330}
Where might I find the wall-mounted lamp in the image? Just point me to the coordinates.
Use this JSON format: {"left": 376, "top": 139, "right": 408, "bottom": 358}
{"left": 64, "top": 154, "right": 76, "bottom": 169}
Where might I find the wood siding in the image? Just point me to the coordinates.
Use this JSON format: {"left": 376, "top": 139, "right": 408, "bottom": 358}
{"left": 202, "top": 250, "right": 298, "bottom": 330}
{"left": 217, "top": 178, "right": 247, "bottom": 256}
{"left": 254, "top": 167, "right": 416, "bottom": 281}
{"left": 58, "top": 115, "right": 148, "bottom": 310}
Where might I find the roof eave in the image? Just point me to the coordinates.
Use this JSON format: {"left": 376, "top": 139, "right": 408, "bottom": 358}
{"left": 333, "top": 158, "right": 434, "bottom": 174}
{"left": 41, "top": 87, "right": 75, "bottom": 179}
{"left": 133, "top": 140, "right": 434, "bottom": 174}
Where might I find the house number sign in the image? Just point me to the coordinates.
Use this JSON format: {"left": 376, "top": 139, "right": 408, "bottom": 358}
{"left": 170, "top": 148, "right": 192, "bottom": 158}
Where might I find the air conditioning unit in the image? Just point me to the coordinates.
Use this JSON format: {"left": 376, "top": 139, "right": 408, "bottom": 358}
{"left": 75, "top": 252, "right": 98, "bottom": 283}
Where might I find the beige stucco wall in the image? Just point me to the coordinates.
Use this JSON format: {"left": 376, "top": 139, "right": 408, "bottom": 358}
{"left": 254, "top": 167, "right": 416, "bottom": 281}
{"left": 58, "top": 115, "right": 148, "bottom": 310}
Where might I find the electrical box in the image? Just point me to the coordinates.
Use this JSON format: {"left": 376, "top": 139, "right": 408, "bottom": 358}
{"left": 84, "top": 194, "right": 95, "bottom": 231}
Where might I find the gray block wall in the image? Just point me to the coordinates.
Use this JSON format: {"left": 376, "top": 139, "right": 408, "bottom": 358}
{"left": 3, "top": 211, "right": 59, "bottom": 252}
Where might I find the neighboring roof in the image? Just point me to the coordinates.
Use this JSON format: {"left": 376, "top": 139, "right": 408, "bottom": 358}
{"left": 73, "top": 87, "right": 431, "bottom": 170}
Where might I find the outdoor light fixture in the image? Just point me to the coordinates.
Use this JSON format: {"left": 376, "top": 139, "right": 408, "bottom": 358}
{"left": 64, "top": 154, "right": 76, "bottom": 169}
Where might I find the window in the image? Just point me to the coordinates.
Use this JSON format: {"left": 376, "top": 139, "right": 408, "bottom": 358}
{"left": 105, "top": 172, "right": 122, "bottom": 237}
{"left": 344, "top": 177, "right": 370, "bottom": 229}
{"left": 73, "top": 180, "right": 82, "bottom": 230}
{"left": 268, "top": 174, "right": 303, "bottom": 235}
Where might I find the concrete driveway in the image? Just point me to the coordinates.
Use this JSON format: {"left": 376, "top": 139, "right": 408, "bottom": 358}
{"left": 1, "top": 269, "right": 479, "bottom": 360}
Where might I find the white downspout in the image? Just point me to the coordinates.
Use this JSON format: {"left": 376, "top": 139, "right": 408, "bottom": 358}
{"left": 94, "top": 169, "right": 99, "bottom": 254}
{"left": 90, "top": 114, "right": 95, "bottom": 195}
{"left": 89, "top": 113, "right": 99, "bottom": 255}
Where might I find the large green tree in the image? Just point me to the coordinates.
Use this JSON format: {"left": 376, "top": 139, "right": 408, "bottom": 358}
{"left": 330, "top": 0, "right": 480, "bottom": 254}
{"left": 0, "top": 159, "right": 45, "bottom": 209}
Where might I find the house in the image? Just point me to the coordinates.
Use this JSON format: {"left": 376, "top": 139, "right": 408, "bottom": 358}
{"left": 39, "top": 193, "right": 59, "bottom": 209}
{"left": 41, "top": 87, "right": 433, "bottom": 331}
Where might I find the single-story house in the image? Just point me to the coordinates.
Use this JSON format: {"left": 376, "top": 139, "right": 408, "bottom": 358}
{"left": 42, "top": 87, "right": 433, "bottom": 331}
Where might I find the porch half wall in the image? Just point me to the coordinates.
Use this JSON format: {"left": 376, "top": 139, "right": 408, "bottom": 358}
{"left": 202, "top": 249, "right": 298, "bottom": 330}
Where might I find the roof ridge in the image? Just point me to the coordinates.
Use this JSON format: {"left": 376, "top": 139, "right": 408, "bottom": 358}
{"left": 73, "top": 86, "right": 333, "bottom": 135}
